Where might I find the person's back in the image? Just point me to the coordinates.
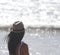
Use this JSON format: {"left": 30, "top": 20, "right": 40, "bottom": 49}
{"left": 16, "top": 41, "right": 29, "bottom": 55}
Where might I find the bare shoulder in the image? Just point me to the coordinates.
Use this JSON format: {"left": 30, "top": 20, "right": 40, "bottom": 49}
{"left": 22, "top": 42, "right": 28, "bottom": 49}
{"left": 21, "top": 42, "right": 29, "bottom": 55}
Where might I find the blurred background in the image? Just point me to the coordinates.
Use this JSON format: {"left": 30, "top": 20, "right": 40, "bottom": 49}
{"left": 0, "top": 0, "right": 60, "bottom": 55}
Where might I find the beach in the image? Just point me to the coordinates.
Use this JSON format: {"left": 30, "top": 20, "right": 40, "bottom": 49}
{"left": 0, "top": 0, "right": 60, "bottom": 55}
{"left": 0, "top": 28, "right": 60, "bottom": 55}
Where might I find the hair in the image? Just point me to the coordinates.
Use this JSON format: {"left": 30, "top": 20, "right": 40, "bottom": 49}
{"left": 7, "top": 30, "right": 25, "bottom": 55}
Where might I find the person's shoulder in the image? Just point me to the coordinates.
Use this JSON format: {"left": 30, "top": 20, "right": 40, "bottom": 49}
{"left": 21, "top": 41, "right": 29, "bottom": 51}
{"left": 20, "top": 42, "right": 29, "bottom": 55}
{"left": 21, "top": 41, "right": 28, "bottom": 47}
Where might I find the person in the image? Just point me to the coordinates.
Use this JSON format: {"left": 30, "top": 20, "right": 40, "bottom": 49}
{"left": 7, "top": 21, "right": 29, "bottom": 55}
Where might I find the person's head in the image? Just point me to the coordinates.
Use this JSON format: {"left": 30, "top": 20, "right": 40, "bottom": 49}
{"left": 7, "top": 21, "right": 25, "bottom": 55}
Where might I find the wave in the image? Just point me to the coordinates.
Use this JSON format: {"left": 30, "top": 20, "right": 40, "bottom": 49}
{"left": 0, "top": 25, "right": 60, "bottom": 31}
{"left": 27, "top": 26, "right": 60, "bottom": 30}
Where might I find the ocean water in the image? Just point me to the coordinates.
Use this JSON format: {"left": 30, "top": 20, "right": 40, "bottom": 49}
{"left": 0, "top": 0, "right": 60, "bottom": 55}
{"left": 0, "top": 0, "right": 60, "bottom": 27}
{"left": 0, "top": 28, "right": 60, "bottom": 55}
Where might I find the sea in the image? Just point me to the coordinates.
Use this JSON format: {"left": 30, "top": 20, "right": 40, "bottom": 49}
{"left": 0, "top": 0, "right": 60, "bottom": 55}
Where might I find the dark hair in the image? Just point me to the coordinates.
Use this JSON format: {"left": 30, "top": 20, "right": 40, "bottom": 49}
{"left": 7, "top": 30, "right": 25, "bottom": 55}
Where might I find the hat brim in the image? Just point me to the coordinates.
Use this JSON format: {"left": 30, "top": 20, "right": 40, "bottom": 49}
{"left": 10, "top": 28, "right": 25, "bottom": 33}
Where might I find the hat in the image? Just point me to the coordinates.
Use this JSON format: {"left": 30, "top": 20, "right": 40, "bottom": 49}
{"left": 11, "top": 21, "right": 25, "bottom": 32}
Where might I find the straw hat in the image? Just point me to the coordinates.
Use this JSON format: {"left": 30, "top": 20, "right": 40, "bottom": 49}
{"left": 11, "top": 21, "right": 25, "bottom": 32}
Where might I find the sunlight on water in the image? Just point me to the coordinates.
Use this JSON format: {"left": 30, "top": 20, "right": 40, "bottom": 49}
{"left": 0, "top": 29, "right": 60, "bottom": 55}
{"left": 0, "top": 0, "right": 60, "bottom": 55}
{"left": 36, "top": 52, "right": 41, "bottom": 55}
{"left": 0, "top": 0, "right": 60, "bottom": 27}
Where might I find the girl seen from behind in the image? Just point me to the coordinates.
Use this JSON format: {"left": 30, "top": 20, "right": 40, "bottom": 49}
{"left": 7, "top": 21, "right": 29, "bottom": 55}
